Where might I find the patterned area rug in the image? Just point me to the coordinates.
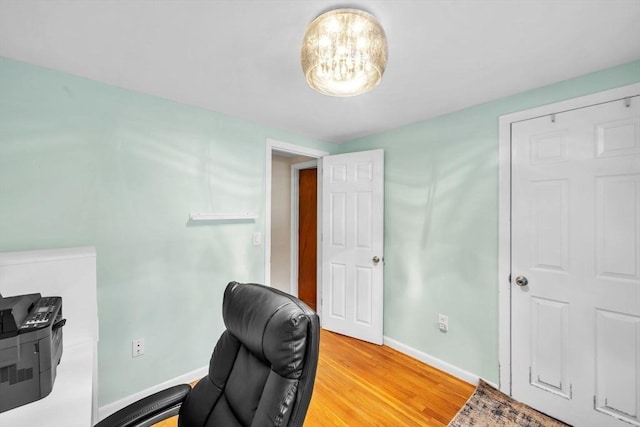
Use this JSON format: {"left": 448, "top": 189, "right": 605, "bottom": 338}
{"left": 448, "top": 380, "right": 570, "bottom": 426}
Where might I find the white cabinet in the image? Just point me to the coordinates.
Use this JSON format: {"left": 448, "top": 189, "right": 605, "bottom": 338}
{"left": 0, "top": 247, "right": 98, "bottom": 426}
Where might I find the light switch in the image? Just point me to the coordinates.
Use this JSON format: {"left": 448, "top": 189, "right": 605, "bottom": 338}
{"left": 252, "top": 232, "right": 262, "bottom": 246}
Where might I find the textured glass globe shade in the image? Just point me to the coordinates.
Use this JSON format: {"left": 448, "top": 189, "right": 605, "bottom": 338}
{"left": 301, "top": 9, "right": 388, "bottom": 97}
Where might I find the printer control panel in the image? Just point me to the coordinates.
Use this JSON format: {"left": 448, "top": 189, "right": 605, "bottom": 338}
{"left": 19, "top": 297, "right": 62, "bottom": 331}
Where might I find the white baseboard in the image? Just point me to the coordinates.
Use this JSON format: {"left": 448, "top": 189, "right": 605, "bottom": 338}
{"left": 383, "top": 336, "right": 485, "bottom": 387}
{"left": 99, "top": 338, "right": 489, "bottom": 422}
{"left": 97, "top": 365, "right": 208, "bottom": 422}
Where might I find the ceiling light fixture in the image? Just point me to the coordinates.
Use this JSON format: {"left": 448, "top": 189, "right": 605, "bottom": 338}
{"left": 301, "top": 8, "right": 388, "bottom": 97}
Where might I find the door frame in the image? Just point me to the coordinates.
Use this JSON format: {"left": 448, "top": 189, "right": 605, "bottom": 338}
{"left": 264, "top": 138, "right": 328, "bottom": 307}
{"left": 497, "top": 83, "right": 640, "bottom": 396}
{"left": 290, "top": 159, "right": 318, "bottom": 298}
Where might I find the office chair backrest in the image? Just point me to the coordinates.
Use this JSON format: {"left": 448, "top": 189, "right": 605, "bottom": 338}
{"left": 178, "top": 282, "right": 320, "bottom": 427}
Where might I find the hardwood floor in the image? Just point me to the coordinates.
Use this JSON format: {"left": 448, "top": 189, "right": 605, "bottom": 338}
{"left": 305, "top": 330, "right": 474, "bottom": 426}
{"left": 154, "top": 329, "right": 475, "bottom": 426}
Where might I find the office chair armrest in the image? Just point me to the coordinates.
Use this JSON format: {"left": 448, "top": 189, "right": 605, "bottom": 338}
{"left": 95, "top": 384, "right": 192, "bottom": 427}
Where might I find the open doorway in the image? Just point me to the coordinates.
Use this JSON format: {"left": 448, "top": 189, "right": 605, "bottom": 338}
{"left": 267, "top": 141, "right": 386, "bottom": 344}
{"left": 264, "top": 139, "right": 328, "bottom": 311}
{"left": 270, "top": 153, "right": 314, "bottom": 294}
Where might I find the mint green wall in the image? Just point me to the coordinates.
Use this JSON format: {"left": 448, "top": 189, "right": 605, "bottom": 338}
{"left": 2, "top": 54, "right": 639, "bottom": 408}
{"left": 338, "top": 60, "right": 640, "bottom": 383}
{"left": 0, "top": 57, "right": 336, "bottom": 406}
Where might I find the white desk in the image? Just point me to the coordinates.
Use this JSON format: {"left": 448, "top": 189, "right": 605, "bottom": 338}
{"left": 0, "top": 247, "right": 98, "bottom": 426}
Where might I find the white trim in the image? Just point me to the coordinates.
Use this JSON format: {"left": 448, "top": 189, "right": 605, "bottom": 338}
{"left": 264, "top": 139, "right": 328, "bottom": 289}
{"left": 497, "top": 83, "right": 640, "bottom": 396}
{"left": 383, "top": 336, "right": 482, "bottom": 387}
{"left": 266, "top": 139, "right": 328, "bottom": 159}
{"left": 316, "top": 158, "right": 324, "bottom": 317}
{"left": 99, "top": 338, "right": 479, "bottom": 424}
{"left": 289, "top": 160, "right": 319, "bottom": 296}
{"left": 97, "top": 365, "right": 208, "bottom": 422}
{"left": 0, "top": 246, "right": 96, "bottom": 266}
{"left": 497, "top": 108, "right": 512, "bottom": 395}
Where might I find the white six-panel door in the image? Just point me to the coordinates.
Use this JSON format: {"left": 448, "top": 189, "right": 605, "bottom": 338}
{"left": 321, "top": 149, "right": 384, "bottom": 345}
{"left": 511, "top": 96, "right": 640, "bottom": 426}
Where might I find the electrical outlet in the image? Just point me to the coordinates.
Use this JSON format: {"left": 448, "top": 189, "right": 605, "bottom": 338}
{"left": 132, "top": 338, "right": 145, "bottom": 357}
{"left": 438, "top": 314, "right": 449, "bottom": 333}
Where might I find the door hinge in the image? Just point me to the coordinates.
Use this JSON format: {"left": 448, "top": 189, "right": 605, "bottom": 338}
{"left": 550, "top": 113, "right": 556, "bottom": 123}
{"left": 625, "top": 97, "right": 631, "bottom": 108}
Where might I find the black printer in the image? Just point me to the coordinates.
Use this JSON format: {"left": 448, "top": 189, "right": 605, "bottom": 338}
{"left": 0, "top": 293, "right": 65, "bottom": 413}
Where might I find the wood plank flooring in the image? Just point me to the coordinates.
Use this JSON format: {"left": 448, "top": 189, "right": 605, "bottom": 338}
{"left": 154, "top": 329, "right": 475, "bottom": 426}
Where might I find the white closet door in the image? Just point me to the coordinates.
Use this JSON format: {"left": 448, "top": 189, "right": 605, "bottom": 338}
{"left": 511, "top": 97, "right": 640, "bottom": 427}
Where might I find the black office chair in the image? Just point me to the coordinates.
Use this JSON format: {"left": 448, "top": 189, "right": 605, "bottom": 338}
{"left": 96, "top": 281, "right": 320, "bottom": 427}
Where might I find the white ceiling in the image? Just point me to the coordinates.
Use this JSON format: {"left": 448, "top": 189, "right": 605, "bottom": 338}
{"left": 0, "top": 0, "right": 639, "bottom": 143}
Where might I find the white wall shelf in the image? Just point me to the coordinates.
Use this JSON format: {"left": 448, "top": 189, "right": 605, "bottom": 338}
{"left": 189, "top": 212, "right": 258, "bottom": 221}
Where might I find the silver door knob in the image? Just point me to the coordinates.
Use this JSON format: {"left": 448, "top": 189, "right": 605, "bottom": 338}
{"left": 372, "top": 256, "right": 381, "bottom": 264}
{"left": 514, "top": 275, "right": 528, "bottom": 287}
